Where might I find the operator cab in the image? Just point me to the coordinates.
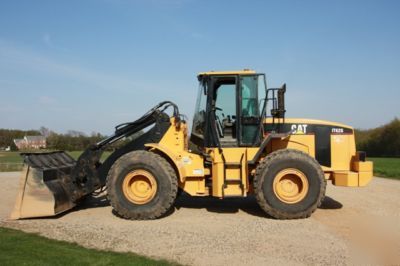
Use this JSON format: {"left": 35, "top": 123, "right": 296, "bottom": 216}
{"left": 190, "top": 70, "right": 267, "bottom": 150}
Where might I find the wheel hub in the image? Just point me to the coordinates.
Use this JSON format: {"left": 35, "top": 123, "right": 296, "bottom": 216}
{"left": 122, "top": 170, "right": 157, "bottom": 204}
{"left": 273, "top": 168, "right": 309, "bottom": 204}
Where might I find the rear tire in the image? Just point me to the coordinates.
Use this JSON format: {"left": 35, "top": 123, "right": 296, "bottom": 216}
{"left": 106, "top": 150, "right": 178, "bottom": 220}
{"left": 254, "top": 149, "right": 326, "bottom": 219}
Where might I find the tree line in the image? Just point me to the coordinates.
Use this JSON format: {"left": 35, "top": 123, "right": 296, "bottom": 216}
{"left": 46, "top": 131, "right": 105, "bottom": 151}
{"left": 0, "top": 126, "right": 144, "bottom": 151}
{"left": 355, "top": 118, "right": 400, "bottom": 157}
{"left": 0, "top": 128, "right": 106, "bottom": 151}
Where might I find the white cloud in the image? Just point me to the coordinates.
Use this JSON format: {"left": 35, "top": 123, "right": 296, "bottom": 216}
{"left": 38, "top": 95, "right": 56, "bottom": 105}
{"left": 42, "top": 33, "right": 53, "bottom": 48}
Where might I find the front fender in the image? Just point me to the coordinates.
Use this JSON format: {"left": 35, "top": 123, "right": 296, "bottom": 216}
{"left": 144, "top": 143, "right": 185, "bottom": 182}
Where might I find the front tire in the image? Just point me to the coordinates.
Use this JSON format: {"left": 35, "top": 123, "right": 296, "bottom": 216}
{"left": 106, "top": 150, "right": 178, "bottom": 220}
{"left": 254, "top": 149, "right": 326, "bottom": 219}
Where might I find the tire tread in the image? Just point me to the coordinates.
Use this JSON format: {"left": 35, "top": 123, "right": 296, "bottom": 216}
{"left": 254, "top": 149, "right": 326, "bottom": 219}
{"left": 106, "top": 150, "right": 178, "bottom": 220}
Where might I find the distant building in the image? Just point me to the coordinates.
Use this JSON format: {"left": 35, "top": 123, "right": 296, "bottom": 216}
{"left": 13, "top": 136, "right": 46, "bottom": 150}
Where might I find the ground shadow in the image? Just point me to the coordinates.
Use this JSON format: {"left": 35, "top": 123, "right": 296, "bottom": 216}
{"left": 174, "top": 194, "right": 343, "bottom": 218}
{"left": 174, "top": 195, "right": 269, "bottom": 218}
{"left": 111, "top": 203, "right": 177, "bottom": 219}
{"left": 319, "top": 196, "right": 343, "bottom": 210}
{"left": 76, "top": 194, "right": 110, "bottom": 210}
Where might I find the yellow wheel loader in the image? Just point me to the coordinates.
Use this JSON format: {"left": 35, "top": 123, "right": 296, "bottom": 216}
{"left": 11, "top": 70, "right": 373, "bottom": 220}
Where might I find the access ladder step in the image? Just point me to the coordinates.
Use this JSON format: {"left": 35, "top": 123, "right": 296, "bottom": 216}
{"left": 222, "top": 195, "right": 244, "bottom": 198}
{"left": 224, "top": 162, "right": 241, "bottom": 167}
{"left": 224, "top": 179, "right": 242, "bottom": 182}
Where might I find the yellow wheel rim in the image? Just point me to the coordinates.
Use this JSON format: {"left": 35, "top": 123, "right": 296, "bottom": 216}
{"left": 273, "top": 168, "right": 309, "bottom": 204}
{"left": 122, "top": 170, "right": 157, "bottom": 205}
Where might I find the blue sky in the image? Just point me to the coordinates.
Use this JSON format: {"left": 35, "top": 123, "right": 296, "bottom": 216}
{"left": 0, "top": 0, "right": 399, "bottom": 134}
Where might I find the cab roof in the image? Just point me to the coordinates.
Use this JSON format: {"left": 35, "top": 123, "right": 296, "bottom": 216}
{"left": 198, "top": 69, "right": 256, "bottom": 77}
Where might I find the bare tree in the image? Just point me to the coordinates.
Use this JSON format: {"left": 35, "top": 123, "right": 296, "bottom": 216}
{"left": 39, "top": 126, "right": 51, "bottom": 137}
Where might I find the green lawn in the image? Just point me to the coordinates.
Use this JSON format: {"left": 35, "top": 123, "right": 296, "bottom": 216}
{"left": 369, "top": 157, "right": 400, "bottom": 180}
{"left": 0, "top": 152, "right": 21, "bottom": 163}
{"left": 0, "top": 152, "right": 23, "bottom": 171}
{"left": 0, "top": 227, "right": 177, "bottom": 266}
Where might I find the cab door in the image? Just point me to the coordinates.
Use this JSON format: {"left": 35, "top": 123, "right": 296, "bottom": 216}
{"left": 239, "top": 75, "right": 263, "bottom": 146}
{"left": 209, "top": 76, "right": 238, "bottom": 147}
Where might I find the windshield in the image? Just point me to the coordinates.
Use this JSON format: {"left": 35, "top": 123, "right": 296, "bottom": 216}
{"left": 191, "top": 80, "right": 207, "bottom": 139}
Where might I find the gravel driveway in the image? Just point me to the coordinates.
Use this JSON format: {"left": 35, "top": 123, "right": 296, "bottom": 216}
{"left": 1, "top": 172, "right": 399, "bottom": 265}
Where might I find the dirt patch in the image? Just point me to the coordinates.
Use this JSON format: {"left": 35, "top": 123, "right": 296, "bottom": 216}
{"left": 1, "top": 172, "right": 399, "bottom": 265}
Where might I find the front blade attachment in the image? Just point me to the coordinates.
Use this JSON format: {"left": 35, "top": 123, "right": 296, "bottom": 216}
{"left": 10, "top": 151, "right": 77, "bottom": 219}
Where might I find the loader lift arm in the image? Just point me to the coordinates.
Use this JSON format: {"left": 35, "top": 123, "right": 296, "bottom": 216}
{"left": 98, "top": 101, "right": 179, "bottom": 148}
{"left": 71, "top": 101, "right": 180, "bottom": 200}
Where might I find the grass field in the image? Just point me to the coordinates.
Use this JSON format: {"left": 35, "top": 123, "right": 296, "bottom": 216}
{"left": 1, "top": 151, "right": 399, "bottom": 180}
{"left": 0, "top": 152, "right": 21, "bottom": 163}
{"left": 0, "top": 152, "right": 23, "bottom": 171}
{"left": 0, "top": 227, "right": 176, "bottom": 266}
{"left": 370, "top": 157, "right": 400, "bottom": 180}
